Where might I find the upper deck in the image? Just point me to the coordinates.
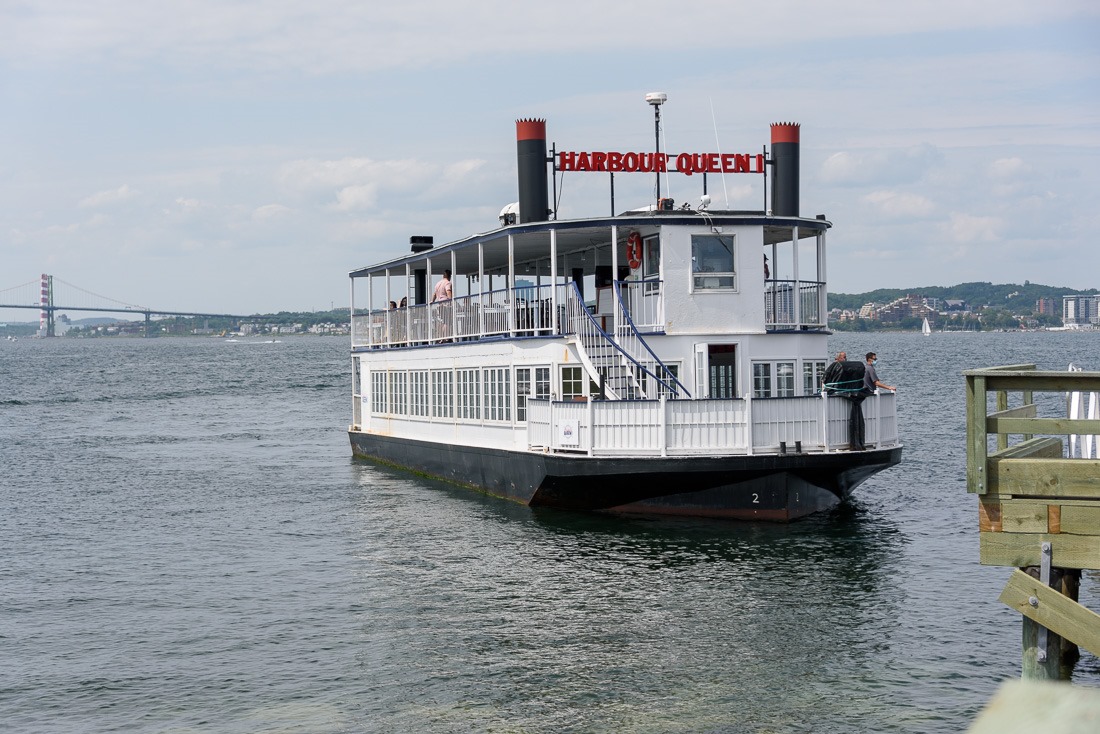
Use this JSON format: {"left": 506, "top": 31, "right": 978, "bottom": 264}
{"left": 350, "top": 211, "right": 831, "bottom": 350}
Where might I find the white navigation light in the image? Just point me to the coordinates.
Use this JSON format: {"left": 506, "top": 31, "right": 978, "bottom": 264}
{"left": 645, "top": 92, "right": 667, "bottom": 106}
{"left": 699, "top": 194, "right": 711, "bottom": 210}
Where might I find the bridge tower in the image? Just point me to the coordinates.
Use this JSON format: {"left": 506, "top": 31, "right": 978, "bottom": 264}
{"left": 39, "top": 274, "right": 54, "bottom": 338}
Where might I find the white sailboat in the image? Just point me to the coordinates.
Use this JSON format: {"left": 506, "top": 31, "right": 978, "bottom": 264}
{"left": 922, "top": 317, "right": 932, "bottom": 336}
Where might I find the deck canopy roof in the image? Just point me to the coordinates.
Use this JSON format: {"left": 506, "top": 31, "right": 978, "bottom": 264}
{"left": 349, "top": 212, "right": 829, "bottom": 279}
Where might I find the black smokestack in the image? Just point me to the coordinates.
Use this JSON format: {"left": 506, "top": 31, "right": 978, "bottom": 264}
{"left": 516, "top": 118, "right": 549, "bottom": 223}
{"left": 770, "top": 122, "right": 800, "bottom": 217}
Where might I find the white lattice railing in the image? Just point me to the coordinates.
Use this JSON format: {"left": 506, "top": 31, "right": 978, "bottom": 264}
{"left": 526, "top": 392, "right": 899, "bottom": 456}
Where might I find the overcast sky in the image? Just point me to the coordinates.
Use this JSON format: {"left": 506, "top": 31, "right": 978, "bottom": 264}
{"left": 2, "top": 1, "right": 1098, "bottom": 318}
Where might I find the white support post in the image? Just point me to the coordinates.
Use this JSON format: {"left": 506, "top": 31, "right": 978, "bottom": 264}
{"left": 610, "top": 224, "right": 619, "bottom": 334}
{"left": 817, "top": 230, "right": 827, "bottom": 326}
{"left": 451, "top": 250, "right": 457, "bottom": 339}
{"left": 478, "top": 242, "right": 486, "bottom": 338}
{"left": 550, "top": 229, "right": 558, "bottom": 335}
{"left": 507, "top": 235, "right": 515, "bottom": 335}
{"left": 792, "top": 226, "right": 801, "bottom": 328}
{"left": 586, "top": 397, "right": 594, "bottom": 456}
{"left": 659, "top": 395, "right": 668, "bottom": 457}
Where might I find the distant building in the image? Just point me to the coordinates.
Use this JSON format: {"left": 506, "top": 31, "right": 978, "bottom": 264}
{"left": 1036, "top": 297, "right": 1058, "bottom": 316}
{"left": 1063, "top": 295, "right": 1099, "bottom": 328}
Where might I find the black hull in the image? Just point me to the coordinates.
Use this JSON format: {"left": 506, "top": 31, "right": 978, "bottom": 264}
{"left": 349, "top": 430, "right": 902, "bottom": 522}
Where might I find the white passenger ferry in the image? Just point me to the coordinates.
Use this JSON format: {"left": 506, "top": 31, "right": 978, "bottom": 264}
{"left": 348, "top": 105, "right": 901, "bottom": 520}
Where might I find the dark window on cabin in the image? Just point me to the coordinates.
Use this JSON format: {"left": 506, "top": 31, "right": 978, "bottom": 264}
{"left": 691, "top": 234, "right": 736, "bottom": 291}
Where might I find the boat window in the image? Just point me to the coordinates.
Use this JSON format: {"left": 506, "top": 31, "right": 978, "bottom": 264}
{"left": 484, "top": 367, "right": 511, "bottom": 422}
{"left": 561, "top": 366, "right": 585, "bottom": 401}
{"left": 515, "top": 366, "right": 550, "bottom": 422}
{"left": 802, "top": 361, "right": 827, "bottom": 396}
{"left": 752, "top": 360, "right": 798, "bottom": 397}
{"left": 410, "top": 370, "right": 429, "bottom": 417}
{"left": 390, "top": 371, "right": 408, "bottom": 415}
{"left": 644, "top": 235, "right": 660, "bottom": 278}
{"left": 371, "top": 371, "right": 388, "bottom": 415}
{"left": 457, "top": 368, "right": 481, "bottom": 420}
{"left": 752, "top": 363, "right": 771, "bottom": 398}
{"left": 431, "top": 369, "right": 453, "bottom": 419}
{"left": 776, "top": 362, "right": 795, "bottom": 397}
{"left": 691, "top": 234, "right": 736, "bottom": 291}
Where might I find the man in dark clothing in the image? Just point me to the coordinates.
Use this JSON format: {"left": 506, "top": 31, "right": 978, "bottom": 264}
{"left": 822, "top": 351, "right": 847, "bottom": 394}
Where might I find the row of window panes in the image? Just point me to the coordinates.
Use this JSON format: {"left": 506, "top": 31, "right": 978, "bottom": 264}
{"left": 371, "top": 367, "right": 535, "bottom": 421}
{"left": 752, "top": 360, "right": 827, "bottom": 398}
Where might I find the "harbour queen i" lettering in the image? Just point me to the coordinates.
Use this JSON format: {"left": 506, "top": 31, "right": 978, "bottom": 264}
{"left": 557, "top": 151, "right": 765, "bottom": 176}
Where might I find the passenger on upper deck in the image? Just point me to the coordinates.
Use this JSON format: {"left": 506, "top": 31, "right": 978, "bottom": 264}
{"left": 431, "top": 270, "right": 452, "bottom": 302}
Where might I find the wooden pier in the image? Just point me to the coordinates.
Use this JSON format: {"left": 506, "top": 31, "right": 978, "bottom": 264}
{"left": 964, "top": 364, "right": 1100, "bottom": 680}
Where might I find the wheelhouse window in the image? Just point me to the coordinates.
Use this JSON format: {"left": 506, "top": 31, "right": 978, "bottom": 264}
{"left": 691, "top": 234, "right": 736, "bottom": 291}
{"left": 644, "top": 235, "right": 660, "bottom": 278}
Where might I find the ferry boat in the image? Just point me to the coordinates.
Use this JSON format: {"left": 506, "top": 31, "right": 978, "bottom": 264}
{"left": 348, "top": 103, "right": 902, "bottom": 521}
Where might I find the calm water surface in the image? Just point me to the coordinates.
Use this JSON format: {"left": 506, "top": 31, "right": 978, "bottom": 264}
{"left": 2, "top": 332, "right": 1098, "bottom": 733}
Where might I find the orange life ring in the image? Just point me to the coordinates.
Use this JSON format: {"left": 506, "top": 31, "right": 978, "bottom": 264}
{"left": 626, "top": 232, "right": 643, "bottom": 270}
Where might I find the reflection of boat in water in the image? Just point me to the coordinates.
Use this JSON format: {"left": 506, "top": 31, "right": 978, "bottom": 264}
{"left": 347, "top": 102, "right": 902, "bottom": 521}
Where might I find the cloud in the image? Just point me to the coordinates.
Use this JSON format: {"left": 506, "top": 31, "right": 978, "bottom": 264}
{"left": 252, "top": 203, "right": 291, "bottom": 220}
{"left": 79, "top": 184, "right": 136, "bottom": 208}
{"left": 944, "top": 213, "right": 1002, "bottom": 244}
{"left": 861, "top": 190, "right": 935, "bottom": 219}
{"left": 819, "top": 145, "right": 942, "bottom": 187}
{"left": 989, "top": 157, "right": 1029, "bottom": 179}
{"left": 2, "top": 2, "right": 1090, "bottom": 74}
{"left": 279, "top": 156, "right": 486, "bottom": 210}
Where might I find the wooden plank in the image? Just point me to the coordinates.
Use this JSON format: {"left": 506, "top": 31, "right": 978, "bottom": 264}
{"left": 980, "top": 532, "right": 1100, "bottom": 569}
{"left": 978, "top": 499, "right": 1002, "bottom": 532}
{"left": 962, "top": 364, "right": 1037, "bottom": 374}
{"left": 1000, "top": 501, "right": 1049, "bottom": 533}
{"left": 995, "top": 391, "right": 1009, "bottom": 452}
{"left": 1062, "top": 505, "right": 1100, "bottom": 536}
{"left": 988, "top": 458, "right": 1100, "bottom": 498}
{"left": 967, "top": 374, "right": 988, "bottom": 494}
{"left": 967, "top": 679, "right": 1100, "bottom": 733}
{"left": 983, "top": 373, "right": 1100, "bottom": 392}
{"left": 999, "top": 568, "right": 1100, "bottom": 658}
{"left": 989, "top": 417, "right": 1100, "bottom": 436}
{"left": 986, "top": 403, "right": 1037, "bottom": 421}
{"left": 989, "top": 436, "right": 1062, "bottom": 460}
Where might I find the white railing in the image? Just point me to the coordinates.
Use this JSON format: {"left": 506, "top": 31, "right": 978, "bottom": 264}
{"left": 765, "top": 280, "right": 825, "bottom": 330}
{"left": 617, "top": 280, "right": 664, "bottom": 332}
{"left": 526, "top": 393, "right": 899, "bottom": 456}
{"left": 352, "top": 283, "right": 574, "bottom": 348}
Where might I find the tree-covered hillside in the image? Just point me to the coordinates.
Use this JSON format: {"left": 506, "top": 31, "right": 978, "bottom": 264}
{"left": 828, "top": 282, "right": 1097, "bottom": 312}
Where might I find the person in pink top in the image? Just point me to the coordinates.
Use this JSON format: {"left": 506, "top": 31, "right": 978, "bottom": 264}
{"left": 431, "top": 270, "right": 452, "bottom": 302}
{"left": 431, "top": 270, "right": 452, "bottom": 339}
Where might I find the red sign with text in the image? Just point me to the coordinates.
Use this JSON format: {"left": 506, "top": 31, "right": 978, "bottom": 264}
{"left": 558, "top": 151, "right": 764, "bottom": 176}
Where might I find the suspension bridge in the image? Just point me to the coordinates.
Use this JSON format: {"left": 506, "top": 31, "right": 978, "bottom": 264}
{"left": 0, "top": 275, "right": 251, "bottom": 337}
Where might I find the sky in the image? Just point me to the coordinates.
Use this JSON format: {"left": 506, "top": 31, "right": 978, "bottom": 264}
{"left": 2, "top": 1, "right": 1099, "bottom": 318}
